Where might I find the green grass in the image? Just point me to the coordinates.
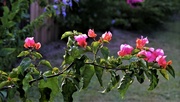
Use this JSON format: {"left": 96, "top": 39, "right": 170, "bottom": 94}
{"left": 72, "top": 20, "right": 180, "bottom": 102}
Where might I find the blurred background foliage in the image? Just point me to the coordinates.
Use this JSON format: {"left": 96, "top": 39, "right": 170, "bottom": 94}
{"left": 53, "top": 0, "right": 180, "bottom": 33}
{"left": 0, "top": 0, "right": 180, "bottom": 71}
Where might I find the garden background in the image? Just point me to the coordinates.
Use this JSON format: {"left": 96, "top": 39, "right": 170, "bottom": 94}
{"left": 0, "top": 0, "right": 180, "bottom": 102}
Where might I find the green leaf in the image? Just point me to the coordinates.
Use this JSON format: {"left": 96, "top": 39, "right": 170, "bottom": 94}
{"left": 9, "top": 67, "right": 20, "bottom": 78}
{"left": 3, "top": 6, "right": 9, "bottom": 16}
{"left": 61, "top": 31, "right": 73, "bottom": 39}
{"left": 102, "top": 71, "right": 120, "bottom": 93}
{"left": 0, "top": 70, "right": 7, "bottom": 75}
{"left": 0, "top": 81, "right": 10, "bottom": 89}
{"left": 19, "top": 57, "right": 31, "bottom": 74}
{"left": 118, "top": 73, "right": 133, "bottom": 98}
{"left": 31, "top": 52, "right": 43, "bottom": 59}
{"left": 7, "top": 21, "right": 16, "bottom": 28}
{"left": 70, "top": 46, "right": 82, "bottom": 58}
{"left": 166, "top": 65, "right": 175, "bottom": 78}
{"left": 39, "top": 76, "right": 62, "bottom": 102}
{"left": 39, "top": 60, "right": 52, "bottom": 69}
{"left": 139, "top": 59, "right": 147, "bottom": 68}
{"left": 82, "top": 65, "right": 95, "bottom": 89}
{"left": 136, "top": 69, "right": 145, "bottom": 84}
{"left": 62, "top": 78, "right": 77, "bottom": 102}
{"left": 91, "top": 41, "right": 100, "bottom": 53}
{"left": 100, "top": 47, "right": 109, "bottom": 59}
{"left": 147, "top": 70, "right": 159, "bottom": 90}
{"left": 26, "top": 86, "right": 41, "bottom": 102}
{"left": 122, "top": 55, "right": 132, "bottom": 60}
{"left": 160, "top": 69, "right": 169, "bottom": 80}
{"left": 67, "top": 37, "right": 74, "bottom": 47}
{"left": 130, "top": 56, "right": 140, "bottom": 63}
{"left": 17, "top": 51, "right": 30, "bottom": 57}
{"left": 22, "top": 74, "right": 33, "bottom": 93}
{"left": 0, "top": 48, "right": 16, "bottom": 57}
{"left": 64, "top": 52, "right": 74, "bottom": 64}
{"left": 74, "top": 56, "right": 86, "bottom": 75}
{"left": 94, "top": 67, "right": 103, "bottom": 87}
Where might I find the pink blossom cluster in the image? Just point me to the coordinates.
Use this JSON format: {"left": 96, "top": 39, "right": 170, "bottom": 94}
{"left": 24, "top": 37, "right": 41, "bottom": 50}
{"left": 74, "top": 29, "right": 112, "bottom": 48}
{"left": 117, "top": 36, "right": 172, "bottom": 68}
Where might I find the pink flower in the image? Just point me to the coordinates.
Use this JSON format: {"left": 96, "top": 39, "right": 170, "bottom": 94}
{"left": 24, "top": 37, "right": 35, "bottom": 48}
{"left": 153, "top": 49, "right": 164, "bottom": 56}
{"left": 137, "top": 50, "right": 156, "bottom": 62}
{"left": 102, "top": 31, "right": 112, "bottom": 42}
{"left": 127, "top": 0, "right": 144, "bottom": 7}
{"left": 74, "top": 34, "right": 88, "bottom": 48}
{"left": 156, "top": 56, "right": 167, "bottom": 68}
{"left": 117, "top": 44, "right": 134, "bottom": 57}
{"left": 88, "top": 29, "right": 97, "bottom": 38}
{"left": 136, "top": 36, "right": 149, "bottom": 49}
{"left": 138, "top": 48, "right": 165, "bottom": 63}
{"left": 34, "top": 42, "right": 41, "bottom": 50}
{"left": 156, "top": 55, "right": 172, "bottom": 68}
{"left": 24, "top": 37, "right": 41, "bottom": 50}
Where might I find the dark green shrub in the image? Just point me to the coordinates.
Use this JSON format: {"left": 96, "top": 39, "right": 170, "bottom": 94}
{"left": 54, "top": 0, "right": 119, "bottom": 33}
{"left": 112, "top": 0, "right": 180, "bottom": 32}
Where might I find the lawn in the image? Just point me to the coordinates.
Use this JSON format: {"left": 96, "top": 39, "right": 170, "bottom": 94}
{"left": 41, "top": 16, "right": 180, "bottom": 102}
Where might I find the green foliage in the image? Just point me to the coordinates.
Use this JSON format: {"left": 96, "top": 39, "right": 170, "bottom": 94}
{"left": 0, "top": 0, "right": 53, "bottom": 71}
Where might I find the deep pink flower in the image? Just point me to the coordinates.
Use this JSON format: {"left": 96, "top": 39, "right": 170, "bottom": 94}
{"left": 74, "top": 34, "right": 88, "bottom": 48}
{"left": 153, "top": 49, "right": 164, "bottom": 56}
{"left": 102, "top": 31, "right": 112, "bottom": 42}
{"left": 24, "top": 37, "right": 35, "bottom": 48}
{"left": 137, "top": 50, "right": 156, "bottom": 62}
{"left": 136, "top": 36, "right": 149, "bottom": 49}
{"left": 117, "top": 44, "right": 134, "bottom": 57}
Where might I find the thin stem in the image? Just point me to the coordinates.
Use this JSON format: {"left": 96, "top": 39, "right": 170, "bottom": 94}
{"left": 29, "top": 62, "right": 74, "bottom": 85}
{"left": 85, "top": 62, "right": 127, "bottom": 71}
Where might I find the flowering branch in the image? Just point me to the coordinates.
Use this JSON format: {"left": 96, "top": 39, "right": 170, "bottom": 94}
{"left": 0, "top": 29, "right": 175, "bottom": 102}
